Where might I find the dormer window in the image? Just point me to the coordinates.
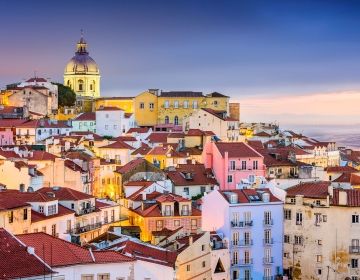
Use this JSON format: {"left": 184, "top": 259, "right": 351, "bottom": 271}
{"left": 39, "top": 205, "right": 44, "bottom": 213}
{"left": 48, "top": 204, "right": 57, "bottom": 215}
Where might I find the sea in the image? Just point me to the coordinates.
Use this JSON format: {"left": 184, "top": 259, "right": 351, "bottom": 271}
{"left": 283, "top": 124, "right": 360, "bottom": 149}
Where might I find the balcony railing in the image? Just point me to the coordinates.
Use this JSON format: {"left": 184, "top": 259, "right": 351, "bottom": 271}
{"left": 78, "top": 206, "right": 96, "bottom": 215}
{"left": 232, "top": 240, "right": 253, "bottom": 247}
{"left": 69, "top": 218, "right": 124, "bottom": 235}
{"left": 349, "top": 246, "right": 360, "bottom": 254}
{"left": 231, "top": 220, "right": 253, "bottom": 228}
{"left": 232, "top": 259, "right": 253, "bottom": 266}
{"left": 212, "top": 242, "right": 228, "bottom": 250}
{"left": 263, "top": 219, "right": 274, "bottom": 226}
{"left": 263, "top": 238, "right": 274, "bottom": 245}
{"left": 263, "top": 257, "right": 274, "bottom": 264}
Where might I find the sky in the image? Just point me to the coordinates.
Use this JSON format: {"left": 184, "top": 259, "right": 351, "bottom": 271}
{"left": 1, "top": 0, "right": 360, "bottom": 127}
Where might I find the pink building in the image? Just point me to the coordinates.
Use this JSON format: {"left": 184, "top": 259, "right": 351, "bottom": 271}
{"left": 203, "top": 142, "right": 265, "bottom": 190}
{"left": 0, "top": 119, "right": 26, "bottom": 146}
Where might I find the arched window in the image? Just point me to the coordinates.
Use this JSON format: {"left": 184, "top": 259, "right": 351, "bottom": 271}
{"left": 183, "top": 100, "right": 189, "bottom": 108}
{"left": 78, "top": 79, "right": 84, "bottom": 91}
{"left": 66, "top": 80, "right": 71, "bottom": 88}
{"left": 164, "top": 116, "right": 169, "bottom": 124}
{"left": 174, "top": 116, "right": 179, "bottom": 125}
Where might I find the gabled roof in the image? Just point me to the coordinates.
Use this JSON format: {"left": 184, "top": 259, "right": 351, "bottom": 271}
{"left": 96, "top": 106, "right": 123, "bottom": 111}
{"left": 206, "top": 91, "right": 229, "bottom": 98}
{"left": 146, "top": 132, "right": 169, "bottom": 143}
{"left": 201, "top": 108, "right": 238, "bottom": 121}
{"left": 286, "top": 181, "right": 331, "bottom": 199}
{"left": 162, "top": 232, "right": 205, "bottom": 253}
{"left": 186, "top": 129, "right": 215, "bottom": 137}
{"left": 220, "top": 188, "right": 281, "bottom": 204}
{"left": 98, "top": 140, "right": 134, "bottom": 150}
{"left": 115, "top": 158, "right": 146, "bottom": 174}
{"left": 325, "top": 166, "right": 358, "bottom": 173}
{"left": 215, "top": 142, "right": 262, "bottom": 158}
{"left": 112, "top": 136, "right": 137, "bottom": 142}
{"left": 131, "top": 143, "right": 151, "bottom": 156}
{"left": 73, "top": 112, "right": 96, "bottom": 121}
{"left": 37, "top": 187, "right": 94, "bottom": 201}
{"left": 0, "top": 229, "right": 53, "bottom": 279}
{"left": 127, "top": 127, "right": 151, "bottom": 134}
{"left": 17, "top": 232, "right": 133, "bottom": 267}
{"left": 31, "top": 205, "right": 74, "bottom": 223}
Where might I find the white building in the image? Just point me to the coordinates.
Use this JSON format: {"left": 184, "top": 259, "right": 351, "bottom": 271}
{"left": 202, "top": 188, "right": 284, "bottom": 280}
{"left": 72, "top": 112, "right": 96, "bottom": 133}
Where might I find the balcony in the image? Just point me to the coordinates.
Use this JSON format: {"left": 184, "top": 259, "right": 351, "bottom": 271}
{"left": 232, "top": 240, "right": 253, "bottom": 247}
{"left": 263, "top": 219, "right": 274, "bottom": 226}
{"left": 69, "top": 222, "right": 102, "bottom": 234}
{"left": 232, "top": 259, "right": 253, "bottom": 267}
{"left": 78, "top": 206, "right": 96, "bottom": 215}
{"left": 263, "top": 257, "right": 274, "bottom": 264}
{"left": 263, "top": 238, "right": 274, "bottom": 245}
{"left": 231, "top": 220, "right": 253, "bottom": 228}
{"left": 349, "top": 246, "right": 360, "bottom": 254}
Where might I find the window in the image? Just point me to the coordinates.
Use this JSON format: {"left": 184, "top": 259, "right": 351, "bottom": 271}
{"left": 253, "top": 160, "right": 258, "bottom": 170}
{"left": 183, "top": 100, "right": 189, "bottom": 108}
{"left": 51, "top": 224, "right": 56, "bottom": 236}
{"left": 233, "top": 250, "right": 238, "bottom": 265}
{"left": 81, "top": 275, "right": 94, "bottom": 280}
{"left": 229, "top": 160, "right": 236, "bottom": 171}
{"left": 296, "top": 212, "right": 303, "bottom": 225}
{"left": 318, "top": 239, "right": 322, "bottom": 245}
{"left": 149, "top": 103, "right": 154, "bottom": 109}
{"left": 317, "top": 269, "right": 322, "bottom": 275}
{"left": 200, "top": 186, "right": 206, "bottom": 194}
{"left": 284, "top": 252, "right": 290, "bottom": 258}
{"left": 264, "top": 211, "right": 272, "bottom": 225}
{"left": 164, "top": 116, "right": 169, "bottom": 124}
{"left": 140, "top": 102, "right": 145, "bottom": 109}
{"left": 351, "top": 259, "right": 358, "bottom": 268}
{"left": 97, "top": 274, "right": 110, "bottom": 280}
{"left": 42, "top": 226, "right": 46, "bottom": 233}
{"left": 202, "top": 244, "right": 205, "bottom": 251}
{"left": 78, "top": 80, "right": 84, "bottom": 91}
{"left": 187, "top": 264, "right": 191, "bottom": 271}
{"left": 284, "top": 235, "right": 290, "bottom": 243}
{"left": 164, "top": 100, "right": 169, "bottom": 108}
{"left": 241, "top": 161, "right": 247, "bottom": 170}
{"left": 316, "top": 255, "right": 322, "bottom": 263}
{"left": 323, "top": 215, "right": 327, "bottom": 222}
{"left": 23, "top": 208, "right": 28, "bottom": 220}
{"left": 174, "top": 220, "right": 180, "bottom": 227}
{"left": 8, "top": 211, "right": 14, "bottom": 223}
{"left": 352, "top": 214, "right": 359, "bottom": 223}
{"left": 183, "top": 187, "right": 189, "bottom": 195}
{"left": 67, "top": 220, "right": 71, "bottom": 232}
{"left": 264, "top": 230, "right": 271, "bottom": 244}
{"left": 174, "top": 100, "right": 179, "bottom": 108}
{"left": 244, "top": 269, "right": 251, "bottom": 280}
{"left": 193, "top": 101, "right": 198, "bottom": 109}
{"left": 48, "top": 204, "right": 57, "bottom": 215}
{"left": 294, "top": 235, "right": 303, "bottom": 245}
{"left": 213, "top": 100, "right": 218, "bottom": 106}
{"left": 174, "top": 116, "right": 179, "bottom": 125}
{"left": 191, "top": 219, "right": 197, "bottom": 229}
{"left": 284, "top": 209, "right": 292, "bottom": 220}
{"left": 202, "top": 261, "right": 206, "bottom": 267}
{"left": 156, "top": 220, "right": 163, "bottom": 230}
{"left": 232, "top": 231, "right": 239, "bottom": 245}
{"left": 227, "top": 175, "right": 233, "bottom": 183}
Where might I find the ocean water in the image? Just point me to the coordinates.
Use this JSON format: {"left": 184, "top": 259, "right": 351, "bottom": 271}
{"left": 284, "top": 124, "right": 360, "bottom": 149}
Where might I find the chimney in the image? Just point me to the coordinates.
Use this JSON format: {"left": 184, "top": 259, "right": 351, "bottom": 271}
{"left": 189, "top": 236, "right": 193, "bottom": 245}
{"left": 338, "top": 190, "right": 348, "bottom": 206}
{"left": 328, "top": 185, "right": 333, "bottom": 198}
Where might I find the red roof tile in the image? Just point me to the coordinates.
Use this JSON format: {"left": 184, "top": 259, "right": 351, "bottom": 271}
{"left": 37, "top": 187, "right": 94, "bottom": 201}
{"left": 31, "top": 205, "right": 74, "bottom": 223}
{"left": 99, "top": 140, "right": 134, "bottom": 150}
{"left": 96, "top": 106, "right": 123, "bottom": 111}
{"left": 0, "top": 229, "right": 53, "bottom": 279}
{"left": 73, "top": 112, "right": 96, "bottom": 121}
{"left": 115, "top": 158, "right": 146, "bottom": 174}
{"left": 17, "top": 232, "right": 133, "bottom": 267}
{"left": 286, "top": 181, "right": 331, "bottom": 199}
{"left": 220, "top": 188, "right": 281, "bottom": 203}
{"left": 113, "top": 136, "right": 137, "bottom": 142}
{"left": 146, "top": 132, "right": 169, "bottom": 143}
{"left": 131, "top": 143, "right": 151, "bottom": 156}
{"left": 332, "top": 189, "right": 360, "bottom": 207}
{"left": 127, "top": 127, "right": 151, "bottom": 134}
{"left": 325, "top": 166, "right": 358, "bottom": 173}
{"left": 215, "top": 142, "right": 263, "bottom": 158}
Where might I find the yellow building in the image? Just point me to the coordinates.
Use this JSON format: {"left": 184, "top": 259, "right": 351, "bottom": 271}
{"left": 133, "top": 90, "right": 230, "bottom": 127}
{"left": 64, "top": 34, "right": 101, "bottom": 100}
{"left": 134, "top": 90, "right": 158, "bottom": 126}
{"left": 94, "top": 97, "right": 134, "bottom": 113}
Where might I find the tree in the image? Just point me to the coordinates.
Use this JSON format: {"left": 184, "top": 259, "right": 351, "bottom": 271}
{"left": 53, "top": 83, "right": 76, "bottom": 107}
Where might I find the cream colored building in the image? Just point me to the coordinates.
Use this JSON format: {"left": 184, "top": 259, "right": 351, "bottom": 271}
{"left": 283, "top": 181, "right": 360, "bottom": 279}
{"left": 64, "top": 34, "right": 100, "bottom": 100}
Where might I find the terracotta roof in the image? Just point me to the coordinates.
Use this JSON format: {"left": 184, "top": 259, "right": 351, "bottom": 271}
{"left": 351, "top": 174, "right": 360, "bottom": 185}
{"left": 96, "top": 96, "right": 134, "bottom": 100}
{"left": 37, "top": 187, "right": 94, "bottom": 201}
{"left": 31, "top": 205, "right": 74, "bottom": 223}
{"left": 325, "top": 166, "right": 358, "bottom": 173}
{"left": 96, "top": 106, "right": 123, "bottom": 111}
{"left": 332, "top": 189, "right": 360, "bottom": 207}
{"left": 17, "top": 232, "right": 133, "bottom": 267}
{"left": 124, "top": 180, "right": 155, "bottom": 187}
{"left": 254, "top": 131, "right": 271, "bottom": 137}
{"left": 127, "top": 127, "right": 151, "bottom": 134}
{"left": 117, "top": 239, "right": 177, "bottom": 267}
{"left": 220, "top": 188, "right": 281, "bottom": 203}
{"left": 27, "top": 151, "right": 58, "bottom": 161}
{"left": 167, "top": 132, "right": 185, "bottom": 138}
{"left": 113, "top": 136, "right": 137, "bottom": 142}
{"left": 64, "top": 160, "right": 85, "bottom": 172}
{"left": 131, "top": 143, "right": 151, "bottom": 156}
{"left": 98, "top": 140, "right": 134, "bottom": 150}
{"left": 0, "top": 195, "right": 30, "bottom": 211}
{"left": 215, "top": 142, "right": 263, "bottom": 158}
{"left": 163, "top": 232, "right": 205, "bottom": 253}
{"left": 128, "top": 190, "right": 162, "bottom": 201}
{"left": 156, "top": 193, "right": 191, "bottom": 203}
{"left": 115, "top": 158, "right": 146, "bottom": 174}
{"left": 146, "top": 132, "right": 169, "bottom": 143}
{"left": 201, "top": 108, "right": 238, "bottom": 121}
{"left": 147, "top": 146, "right": 171, "bottom": 156}
{"left": 286, "top": 181, "right": 331, "bottom": 199}
{"left": 186, "top": 129, "right": 215, "bottom": 136}
{"left": 166, "top": 163, "right": 218, "bottom": 186}
{"left": 0, "top": 119, "right": 27, "bottom": 128}
{"left": 159, "top": 91, "right": 203, "bottom": 97}
{"left": 124, "top": 113, "right": 133, "bottom": 118}
{"left": 247, "top": 140, "right": 264, "bottom": 150}
{"left": 73, "top": 112, "right": 96, "bottom": 121}
{"left": 0, "top": 229, "right": 53, "bottom": 279}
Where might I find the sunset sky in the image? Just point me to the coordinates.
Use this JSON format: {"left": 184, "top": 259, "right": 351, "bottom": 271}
{"left": 1, "top": 0, "right": 360, "bottom": 126}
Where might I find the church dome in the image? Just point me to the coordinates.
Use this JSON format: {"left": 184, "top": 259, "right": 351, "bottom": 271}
{"left": 64, "top": 37, "right": 99, "bottom": 74}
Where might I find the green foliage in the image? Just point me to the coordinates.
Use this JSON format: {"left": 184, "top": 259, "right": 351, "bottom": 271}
{"left": 191, "top": 193, "right": 203, "bottom": 201}
{"left": 53, "top": 83, "right": 76, "bottom": 107}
